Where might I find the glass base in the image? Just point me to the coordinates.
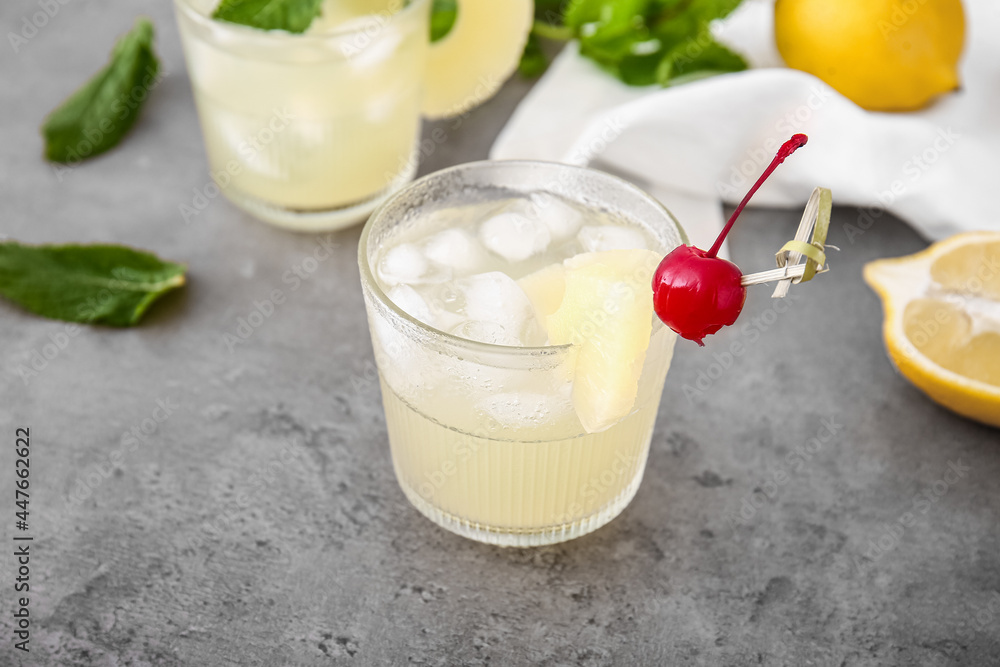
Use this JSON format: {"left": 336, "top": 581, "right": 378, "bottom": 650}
{"left": 221, "top": 162, "right": 418, "bottom": 233}
{"left": 396, "top": 465, "right": 647, "bottom": 547}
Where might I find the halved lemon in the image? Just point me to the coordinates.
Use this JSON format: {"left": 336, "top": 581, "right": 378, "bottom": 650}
{"left": 864, "top": 232, "right": 1000, "bottom": 428}
{"left": 539, "top": 249, "right": 663, "bottom": 433}
{"left": 422, "top": 0, "right": 534, "bottom": 119}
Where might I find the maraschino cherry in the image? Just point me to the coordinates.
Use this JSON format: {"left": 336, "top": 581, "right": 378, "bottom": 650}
{"left": 652, "top": 134, "right": 809, "bottom": 346}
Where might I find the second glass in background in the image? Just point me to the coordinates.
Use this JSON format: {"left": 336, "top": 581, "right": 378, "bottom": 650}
{"left": 174, "top": 0, "right": 429, "bottom": 230}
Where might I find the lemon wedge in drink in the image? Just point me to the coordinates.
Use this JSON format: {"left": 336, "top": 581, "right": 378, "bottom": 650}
{"left": 518, "top": 263, "right": 566, "bottom": 324}
{"left": 864, "top": 232, "right": 1000, "bottom": 428}
{"left": 422, "top": 0, "right": 533, "bottom": 118}
{"left": 530, "top": 249, "right": 663, "bottom": 433}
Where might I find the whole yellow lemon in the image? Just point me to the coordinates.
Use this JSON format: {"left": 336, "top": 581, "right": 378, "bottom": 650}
{"left": 775, "top": 0, "right": 965, "bottom": 111}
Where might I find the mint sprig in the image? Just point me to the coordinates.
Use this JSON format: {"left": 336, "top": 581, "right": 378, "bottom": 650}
{"left": 212, "top": 0, "right": 325, "bottom": 33}
{"left": 0, "top": 243, "right": 186, "bottom": 326}
{"left": 213, "top": 0, "right": 461, "bottom": 41}
{"left": 430, "top": 0, "right": 458, "bottom": 42}
{"left": 518, "top": 33, "right": 549, "bottom": 78}
{"left": 521, "top": 0, "right": 748, "bottom": 86}
{"left": 41, "top": 18, "right": 159, "bottom": 163}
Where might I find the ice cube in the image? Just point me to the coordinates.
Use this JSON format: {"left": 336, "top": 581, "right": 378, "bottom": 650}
{"left": 215, "top": 113, "right": 285, "bottom": 179}
{"left": 370, "top": 312, "right": 443, "bottom": 401}
{"left": 451, "top": 272, "right": 542, "bottom": 346}
{"left": 529, "top": 192, "right": 584, "bottom": 241}
{"left": 377, "top": 243, "right": 450, "bottom": 286}
{"left": 421, "top": 281, "right": 483, "bottom": 334}
{"left": 577, "top": 225, "right": 648, "bottom": 252}
{"left": 479, "top": 212, "right": 551, "bottom": 263}
{"left": 363, "top": 88, "right": 407, "bottom": 124}
{"left": 386, "top": 284, "right": 433, "bottom": 326}
{"left": 423, "top": 229, "right": 489, "bottom": 276}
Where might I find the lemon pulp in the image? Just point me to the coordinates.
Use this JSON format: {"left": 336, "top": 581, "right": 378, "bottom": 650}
{"left": 865, "top": 233, "right": 1000, "bottom": 428}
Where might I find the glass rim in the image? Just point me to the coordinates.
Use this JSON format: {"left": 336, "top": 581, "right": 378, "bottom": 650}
{"left": 358, "top": 159, "right": 686, "bottom": 358}
{"left": 173, "top": 0, "right": 431, "bottom": 43}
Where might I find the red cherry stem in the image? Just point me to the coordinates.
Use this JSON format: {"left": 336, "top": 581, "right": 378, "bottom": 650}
{"left": 705, "top": 133, "right": 809, "bottom": 259}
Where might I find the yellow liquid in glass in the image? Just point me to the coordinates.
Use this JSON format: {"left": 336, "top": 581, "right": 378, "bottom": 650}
{"left": 179, "top": 0, "right": 427, "bottom": 211}
{"left": 380, "top": 328, "right": 674, "bottom": 546}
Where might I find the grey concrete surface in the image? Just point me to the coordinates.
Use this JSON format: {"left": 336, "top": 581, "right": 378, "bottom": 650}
{"left": 2, "top": 1, "right": 1000, "bottom": 665}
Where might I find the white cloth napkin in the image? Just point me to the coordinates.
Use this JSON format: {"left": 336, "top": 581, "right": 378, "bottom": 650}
{"left": 490, "top": 0, "right": 1000, "bottom": 258}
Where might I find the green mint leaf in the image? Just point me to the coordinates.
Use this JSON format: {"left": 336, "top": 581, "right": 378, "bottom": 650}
{"left": 430, "top": 0, "right": 458, "bottom": 42}
{"left": 662, "top": 37, "right": 747, "bottom": 85}
{"left": 564, "top": 0, "right": 617, "bottom": 31}
{"left": 212, "top": 0, "right": 324, "bottom": 33}
{"left": 531, "top": 19, "right": 574, "bottom": 41}
{"left": 41, "top": 18, "right": 159, "bottom": 163}
{"left": 679, "top": 0, "right": 744, "bottom": 25}
{"left": 569, "top": 0, "right": 649, "bottom": 42}
{"left": 649, "top": 9, "right": 701, "bottom": 47}
{"left": 0, "top": 243, "right": 186, "bottom": 327}
{"left": 615, "top": 51, "right": 668, "bottom": 86}
{"left": 533, "top": 0, "right": 567, "bottom": 25}
{"left": 570, "top": 0, "right": 669, "bottom": 80}
{"left": 519, "top": 33, "right": 549, "bottom": 78}
{"left": 558, "top": 0, "right": 747, "bottom": 87}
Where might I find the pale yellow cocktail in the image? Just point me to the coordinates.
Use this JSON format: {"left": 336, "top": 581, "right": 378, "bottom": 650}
{"left": 174, "top": 0, "right": 429, "bottom": 229}
{"left": 359, "top": 161, "right": 686, "bottom": 546}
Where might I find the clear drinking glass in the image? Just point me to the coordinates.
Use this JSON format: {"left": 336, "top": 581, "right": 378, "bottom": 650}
{"left": 358, "top": 161, "right": 687, "bottom": 546}
{"left": 173, "top": 0, "right": 429, "bottom": 231}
